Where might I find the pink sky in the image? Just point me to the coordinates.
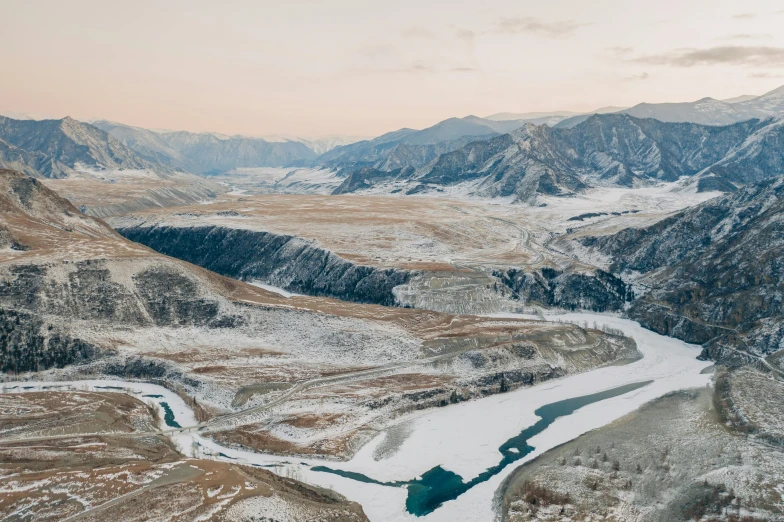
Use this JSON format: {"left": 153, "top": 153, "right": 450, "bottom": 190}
{"left": 2, "top": 0, "right": 784, "bottom": 137}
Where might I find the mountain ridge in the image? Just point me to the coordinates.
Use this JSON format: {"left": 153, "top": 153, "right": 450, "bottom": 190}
{"left": 333, "top": 113, "right": 783, "bottom": 203}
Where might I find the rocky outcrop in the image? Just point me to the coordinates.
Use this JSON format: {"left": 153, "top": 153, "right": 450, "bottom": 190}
{"left": 0, "top": 115, "right": 162, "bottom": 178}
{"left": 0, "top": 307, "right": 102, "bottom": 373}
{"left": 0, "top": 261, "right": 237, "bottom": 329}
{"left": 581, "top": 178, "right": 784, "bottom": 361}
{"left": 494, "top": 267, "right": 631, "bottom": 312}
{"left": 332, "top": 166, "right": 414, "bottom": 195}
{"left": 118, "top": 225, "right": 414, "bottom": 306}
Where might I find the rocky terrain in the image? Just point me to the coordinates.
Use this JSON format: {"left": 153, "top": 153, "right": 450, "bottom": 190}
{"left": 118, "top": 224, "right": 414, "bottom": 306}
{"left": 500, "top": 378, "right": 784, "bottom": 521}
{"left": 2, "top": 84, "right": 783, "bottom": 522}
{"left": 331, "top": 114, "right": 784, "bottom": 202}
{"left": 0, "top": 115, "right": 160, "bottom": 178}
{"left": 0, "top": 169, "right": 637, "bottom": 463}
{"left": 568, "top": 177, "right": 784, "bottom": 366}
{"left": 310, "top": 116, "right": 531, "bottom": 172}
{"left": 0, "top": 115, "right": 224, "bottom": 217}
{"left": 107, "top": 193, "right": 636, "bottom": 314}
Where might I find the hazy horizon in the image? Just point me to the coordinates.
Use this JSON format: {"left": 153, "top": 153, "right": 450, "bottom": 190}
{"left": 2, "top": 0, "right": 784, "bottom": 137}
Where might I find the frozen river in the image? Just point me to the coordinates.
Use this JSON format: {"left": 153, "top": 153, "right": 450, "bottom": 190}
{"left": 1, "top": 312, "right": 711, "bottom": 522}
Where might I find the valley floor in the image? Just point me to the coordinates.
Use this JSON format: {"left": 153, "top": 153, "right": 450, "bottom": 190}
{"left": 1, "top": 312, "right": 748, "bottom": 522}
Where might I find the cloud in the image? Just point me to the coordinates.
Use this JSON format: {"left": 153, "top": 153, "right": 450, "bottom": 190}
{"left": 732, "top": 13, "right": 756, "bottom": 19}
{"left": 401, "top": 27, "right": 434, "bottom": 39}
{"left": 359, "top": 44, "right": 395, "bottom": 60}
{"left": 495, "top": 17, "right": 587, "bottom": 38}
{"left": 633, "top": 46, "right": 784, "bottom": 67}
{"left": 455, "top": 29, "right": 475, "bottom": 45}
{"left": 726, "top": 33, "right": 772, "bottom": 40}
{"left": 609, "top": 46, "right": 634, "bottom": 57}
{"left": 407, "top": 63, "right": 434, "bottom": 73}
{"left": 450, "top": 67, "right": 477, "bottom": 73}
{"left": 625, "top": 72, "right": 650, "bottom": 81}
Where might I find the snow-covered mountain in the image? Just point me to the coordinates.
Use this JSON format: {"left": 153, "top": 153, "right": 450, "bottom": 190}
{"left": 317, "top": 115, "right": 534, "bottom": 171}
{"left": 333, "top": 114, "right": 784, "bottom": 202}
{"left": 91, "top": 120, "right": 318, "bottom": 174}
{"left": 612, "top": 85, "right": 784, "bottom": 127}
{"left": 488, "top": 107, "right": 627, "bottom": 127}
{"left": 484, "top": 111, "right": 582, "bottom": 122}
{"left": 578, "top": 176, "right": 784, "bottom": 360}
{"left": 0, "top": 115, "right": 164, "bottom": 178}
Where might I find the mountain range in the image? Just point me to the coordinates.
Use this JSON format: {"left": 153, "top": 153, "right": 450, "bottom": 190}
{"left": 334, "top": 113, "right": 784, "bottom": 202}
{"left": 313, "top": 115, "right": 536, "bottom": 171}
{"left": 91, "top": 120, "right": 320, "bottom": 174}
{"left": 2, "top": 84, "right": 784, "bottom": 206}
{"left": 0, "top": 115, "right": 161, "bottom": 178}
{"left": 556, "top": 85, "right": 784, "bottom": 128}
{"left": 576, "top": 176, "right": 784, "bottom": 365}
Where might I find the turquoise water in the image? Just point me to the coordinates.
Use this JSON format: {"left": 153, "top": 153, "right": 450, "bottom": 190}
{"left": 313, "top": 380, "right": 651, "bottom": 516}
{"left": 159, "top": 401, "right": 181, "bottom": 428}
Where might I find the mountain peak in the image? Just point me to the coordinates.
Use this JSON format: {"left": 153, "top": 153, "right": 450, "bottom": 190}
{"left": 758, "top": 84, "right": 784, "bottom": 99}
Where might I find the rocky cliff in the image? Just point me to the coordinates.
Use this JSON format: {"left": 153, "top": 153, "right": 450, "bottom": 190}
{"left": 579, "top": 178, "right": 784, "bottom": 364}
{"left": 117, "top": 225, "right": 414, "bottom": 307}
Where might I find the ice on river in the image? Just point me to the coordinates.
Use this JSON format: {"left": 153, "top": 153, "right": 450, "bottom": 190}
{"left": 0, "top": 312, "right": 711, "bottom": 522}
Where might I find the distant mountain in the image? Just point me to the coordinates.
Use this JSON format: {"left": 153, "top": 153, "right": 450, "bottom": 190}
{"left": 0, "top": 116, "right": 224, "bottom": 216}
{"left": 0, "top": 115, "right": 161, "bottom": 178}
{"left": 0, "top": 138, "right": 65, "bottom": 178}
{"left": 298, "top": 135, "right": 369, "bottom": 154}
{"left": 722, "top": 94, "right": 758, "bottom": 104}
{"left": 92, "top": 120, "right": 318, "bottom": 174}
{"left": 485, "top": 111, "right": 582, "bottom": 122}
{"left": 317, "top": 115, "right": 531, "bottom": 171}
{"left": 488, "top": 108, "right": 626, "bottom": 128}
{"left": 615, "top": 85, "right": 784, "bottom": 127}
{"left": 620, "top": 97, "right": 762, "bottom": 126}
{"left": 334, "top": 114, "right": 784, "bottom": 202}
{"left": 694, "top": 118, "right": 784, "bottom": 189}
{"left": 555, "top": 86, "right": 784, "bottom": 129}
{"left": 578, "top": 177, "right": 784, "bottom": 361}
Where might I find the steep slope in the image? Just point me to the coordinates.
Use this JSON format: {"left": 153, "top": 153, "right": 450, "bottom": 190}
{"left": 418, "top": 124, "right": 587, "bottom": 201}
{"left": 0, "top": 115, "right": 160, "bottom": 176}
{"left": 335, "top": 114, "right": 784, "bottom": 202}
{"left": 0, "top": 138, "right": 72, "bottom": 178}
{"left": 565, "top": 114, "right": 764, "bottom": 185}
{"left": 93, "top": 120, "right": 318, "bottom": 174}
{"left": 317, "top": 116, "right": 529, "bottom": 171}
{"left": 577, "top": 178, "right": 784, "bottom": 364}
{"left": 735, "top": 84, "right": 784, "bottom": 116}
{"left": 695, "top": 117, "right": 784, "bottom": 187}
{"left": 0, "top": 116, "right": 225, "bottom": 216}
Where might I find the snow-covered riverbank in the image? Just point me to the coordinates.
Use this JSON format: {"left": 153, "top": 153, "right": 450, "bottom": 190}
{"left": 0, "top": 312, "right": 711, "bottom": 522}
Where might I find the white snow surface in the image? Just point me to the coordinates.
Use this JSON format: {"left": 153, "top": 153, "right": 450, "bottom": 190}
{"left": 2, "top": 313, "right": 711, "bottom": 522}
{"left": 247, "top": 281, "right": 302, "bottom": 298}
